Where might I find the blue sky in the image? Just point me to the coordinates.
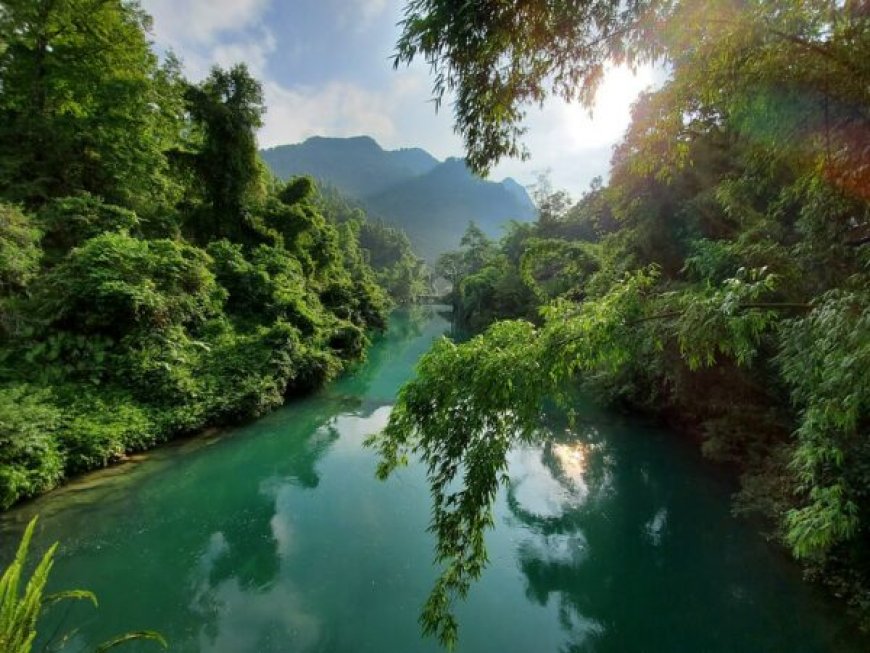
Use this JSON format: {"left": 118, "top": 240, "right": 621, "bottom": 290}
{"left": 142, "top": 0, "right": 659, "bottom": 198}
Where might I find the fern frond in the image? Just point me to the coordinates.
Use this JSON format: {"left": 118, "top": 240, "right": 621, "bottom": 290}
{"left": 95, "top": 630, "right": 168, "bottom": 652}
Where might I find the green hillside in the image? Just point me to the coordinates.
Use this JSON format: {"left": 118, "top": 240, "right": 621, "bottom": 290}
{"left": 261, "top": 137, "right": 535, "bottom": 260}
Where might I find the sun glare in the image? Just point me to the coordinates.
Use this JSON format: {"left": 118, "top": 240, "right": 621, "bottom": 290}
{"left": 561, "top": 65, "right": 658, "bottom": 149}
{"left": 552, "top": 442, "right": 590, "bottom": 480}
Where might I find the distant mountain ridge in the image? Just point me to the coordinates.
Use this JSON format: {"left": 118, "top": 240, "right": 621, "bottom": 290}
{"left": 261, "top": 136, "right": 535, "bottom": 260}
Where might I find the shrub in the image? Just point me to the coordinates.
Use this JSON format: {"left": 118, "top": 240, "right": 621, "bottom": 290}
{"left": 36, "top": 233, "right": 225, "bottom": 337}
{"left": 38, "top": 195, "right": 139, "bottom": 262}
{"left": 0, "top": 386, "right": 64, "bottom": 509}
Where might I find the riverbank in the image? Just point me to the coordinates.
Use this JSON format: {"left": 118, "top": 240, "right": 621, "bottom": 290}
{"left": 0, "top": 312, "right": 384, "bottom": 511}
{"left": 0, "top": 306, "right": 449, "bottom": 519}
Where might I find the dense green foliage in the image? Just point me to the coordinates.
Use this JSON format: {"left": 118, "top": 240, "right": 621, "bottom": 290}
{"left": 374, "top": 0, "right": 870, "bottom": 646}
{"left": 0, "top": 0, "right": 183, "bottom": 209}
{"left": 0, "top": 517, "right": 165, "bottom": 652}
{"left": 316, "top": 185, "right": 431, "bottom": 303}
{"left": 0, "top": 1, "right": 421, "bottom": 508}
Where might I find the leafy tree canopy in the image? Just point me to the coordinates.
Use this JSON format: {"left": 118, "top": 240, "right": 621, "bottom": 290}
{"left": 395, "top": 0, "right": 870, "bottom": 176}
{"left": 375, "top": 0, "right": 870, "bottom": 646}
{"left": 0, "top": 0, "right": 424, "bottom": 515}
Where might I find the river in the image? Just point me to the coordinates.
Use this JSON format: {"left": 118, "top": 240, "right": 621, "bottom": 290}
{"left": 1, "top": 308, "right": 866, "bottom": 652}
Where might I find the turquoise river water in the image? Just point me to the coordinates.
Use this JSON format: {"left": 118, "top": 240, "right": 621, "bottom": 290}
{"left": 1, "top": 308, "right": 867, "bottom": 653}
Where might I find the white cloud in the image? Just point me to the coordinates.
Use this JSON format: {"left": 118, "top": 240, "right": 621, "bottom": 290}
{"left": 143, "top": 0, "right": 277, "bottom": 81}
{"left": 491, "top": 65, "right": 659, "bottom": 196}
{"left": 333, "top": 0, "right": 391, "bottom": 31}
{"left": 260, "top": 81, "right": 398, "bottom": 148}
{"left": 208, "top": 29, "right": 277, "bottom": 78}
{"left": 258, "top": 66, "right": 462, "bottom": 157}
{"left": 259, "top": 63, "right": 658, "bottom": 198}
{"left": 143, "top": 0, "right": 272, "bottom": 46}
{"left": 142, "top": 0, "right": 660, "bottom": 197}
{"left": 356, "top": 0, "right": 390, "bottom": 27}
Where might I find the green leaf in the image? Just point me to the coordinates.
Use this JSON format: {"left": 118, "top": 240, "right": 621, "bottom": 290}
{"left": 95, "top": 631, "right": 168, "bottom": 652}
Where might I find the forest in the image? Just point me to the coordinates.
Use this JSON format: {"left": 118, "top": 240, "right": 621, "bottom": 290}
{"left": 0, "top": 0, "right": 868, "bottom": 651}
{"left": 0, "top": 0, "right": 428, "bottom": 512}
{"left": 369, "top": 0, "right": 870, "bottom": 646}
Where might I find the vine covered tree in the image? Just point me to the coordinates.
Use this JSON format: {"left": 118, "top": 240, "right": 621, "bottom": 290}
{"left": 185, "top": 64, "right": 266, "bottom": 240}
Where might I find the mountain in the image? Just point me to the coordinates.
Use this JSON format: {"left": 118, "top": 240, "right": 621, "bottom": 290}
{"left": 363, "top": 158, "right": 536, "bottom": 259}
{"left": 261, "top": 136, "right": 439, "bottom": 198}
{"left": 261, "top": 136, "right": 535, "bottom": 260}
{"left": 501, "top": 177, "right": 537, "bottom": 212}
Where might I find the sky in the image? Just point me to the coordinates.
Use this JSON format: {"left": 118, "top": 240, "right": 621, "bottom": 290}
{"left": 142, "top": 0, "right": 661, "bottom": 199}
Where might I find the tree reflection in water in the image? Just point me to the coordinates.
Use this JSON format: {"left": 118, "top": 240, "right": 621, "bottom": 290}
{"left": 503, "top": 415, "right": 857, "bottom": 653}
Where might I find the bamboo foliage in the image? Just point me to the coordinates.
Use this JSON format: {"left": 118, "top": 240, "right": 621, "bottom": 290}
{"left": 0, "top": 517, "right": 63, "bottom": 653}
{"left": 0, "top": 517, "right": 166, "bottom": 653}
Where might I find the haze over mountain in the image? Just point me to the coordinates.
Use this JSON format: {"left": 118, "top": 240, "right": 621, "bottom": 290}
{"left": 261, "top": 136, "right": 536, "bottom": 260}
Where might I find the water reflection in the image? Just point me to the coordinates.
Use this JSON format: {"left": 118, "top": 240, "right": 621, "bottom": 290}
{"left": 503, "top": 416, "right": 862, "bottom": 653}
{"left": 506, "top": 428, "right": 612, "bottom": 528}
{"left": 177, "top": 406, "right": 396, "bottom": 653}
{"left": 551, "top": 443, "right": 589, "bottom": 482}
{"left": 188, "top": 512, "right": 321, "bottom": 652}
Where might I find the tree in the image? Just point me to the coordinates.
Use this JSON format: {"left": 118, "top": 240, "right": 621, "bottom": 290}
{"left": 37, "top": 195, "right": 140, "bottom": 264}
{"left": 0, "top": 0, "right": 183, "bottom": 209}
{"left": 0, "top": 204, "right": 41, "bottom": 339}
{"left": 376, "top": 1, "right": 870, "bottom": 646}
{"left": 185, "top": 64, "right": 265, "bottom": 241}
{"left": 0, "top": 204, "right": 40, "bottom": 295}
{"left": 35, "top": 232, "right": 225, "bottom": 338}
{"left": 458, "top": 221, "right": 495, "bottom": 272}
{"left": 394, "top": 0, "right": 870, "bottom": 177}
{"left": 529, "top": 172, "right": 572, "bottom": 233}
{"left": 434, "top": 250, "right": 466, "bottom": 291}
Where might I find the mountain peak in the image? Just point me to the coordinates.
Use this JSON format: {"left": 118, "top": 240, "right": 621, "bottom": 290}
{"left": 441, "top": 156, "right": 468, "bottom": 168}
{"left": 500, "top": 177, "right": 536, "bottom": 211}
{"left": 301, "top": 134, "right": 382, "bottom": 150}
